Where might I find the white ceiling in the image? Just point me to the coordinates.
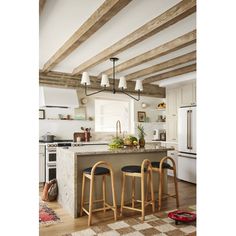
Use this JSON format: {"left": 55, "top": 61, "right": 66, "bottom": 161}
{"left": 39, "top": 0, "right": 196, "bottom": 83}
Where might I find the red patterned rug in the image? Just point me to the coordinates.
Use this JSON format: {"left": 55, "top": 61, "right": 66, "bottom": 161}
{"left": 39, "top": 202, "right": 61, "bottom": 225}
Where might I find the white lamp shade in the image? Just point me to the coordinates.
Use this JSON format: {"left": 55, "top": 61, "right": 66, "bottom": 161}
{"left": 118, "top": 76, "right": 127, "bottom": 89}
{"left": 101, "top": 74, "right": 110, "bottom": 87}
{"left": 135, "top": 79, "right": 143, "bottom": 91}
{"left": 81, "top": 72, "right": 91, "bottom": 85}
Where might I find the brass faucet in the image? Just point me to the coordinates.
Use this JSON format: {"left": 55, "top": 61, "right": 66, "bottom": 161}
{"left": 116, "top": 120, "right": 122, "bottom": 138}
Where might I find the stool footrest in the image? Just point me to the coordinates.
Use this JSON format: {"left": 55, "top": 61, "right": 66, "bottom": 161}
{"left": 82, "top": 204, "right": 116, "bottom": 215}
{"left": 159, "top": 193, "right": 177, "bottom": 200}
{"left": 145, "top": 200, "right": 154, "bottom": 207}
{"left": 82, "top": 207, "right": 89, "bottom": 215}
{"left": 84, "top": 199, "right": 104, "bottom": 205}
{"left": 92, "top": 206, "right": 113, "bottom": 213}
{"left": 122, "top": 206, "right": 142, "bottom": 212}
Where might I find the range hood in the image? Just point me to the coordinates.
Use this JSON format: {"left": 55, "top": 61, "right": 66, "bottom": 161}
{"left": 39, "top": 86, "right": 79, "bottom": 108}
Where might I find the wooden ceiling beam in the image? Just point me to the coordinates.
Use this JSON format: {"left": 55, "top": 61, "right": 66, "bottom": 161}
{"left": 39, "top": 0, "right": 46, "bottom": 15}
{"left": 42, "top": 0, "right": 132, "bottom": 72}
{"left": 101, "top": 30, "right": 196, "bottom": 76}
{"left": 72, "top": 0, "right": 196, "bottom": 75}
{"left": 39, "top": 71, "right": 165, "bottom": 98}
{"left": 142, "top": 64, "right": 196, "bottom": 84}
{"left": 125, "top": 51, "right": 196, "bottom": 81}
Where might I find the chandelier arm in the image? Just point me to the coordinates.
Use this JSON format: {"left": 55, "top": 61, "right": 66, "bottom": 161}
{"left": 85, "top": 83, "right": 107, "bottom": 96}
{"left": 120, "top": 88, "right": 140, "bottom": 101}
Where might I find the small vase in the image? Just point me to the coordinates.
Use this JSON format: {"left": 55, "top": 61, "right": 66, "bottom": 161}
{"left": 139, "top": 138, "right": 145, "bottom": 148}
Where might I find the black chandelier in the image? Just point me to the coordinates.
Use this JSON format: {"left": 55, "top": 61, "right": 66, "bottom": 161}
{"left": 80, "top": 57, "right": 143, "bottom": 101}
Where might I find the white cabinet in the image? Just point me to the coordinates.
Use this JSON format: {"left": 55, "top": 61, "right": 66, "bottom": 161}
{"left": 166, "top": 81, "right": 196, "bottom": 142}
{"left": 166, "top": 88, "right": 178, "bottom": 116}
{"left": 167, "top": 150, "right": 178, "bottom": 177}
{"left": 166, "top": 87, "right": 180, "bottom": 142}
{"left": 180, "top": 82, "right": 196, "bottom": 106}
{"left": 166, "top": 88, "right": 178, "bottom": 142}
{"left": 166, "top": 116, "right": 177, "bottom": 142}
{"left": 193, "top": 83, "right": 196, "bottom": 104}
{"left": 39, "top": 145, "right": 45, "bottom": 183}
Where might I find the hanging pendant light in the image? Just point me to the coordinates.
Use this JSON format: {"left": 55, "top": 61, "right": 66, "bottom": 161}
{"left": 118, "top": 76, "right": 127, "bottom": 89}
{"left": 81, "top": 58, "right": 142, "bottom": 101}
{"left": 101, "top": 74, "right": 110, "bottom": 87}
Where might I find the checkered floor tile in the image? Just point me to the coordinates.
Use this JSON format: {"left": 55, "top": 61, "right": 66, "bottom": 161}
{"left": 63, "top": 206, "right": 196, "bottom": 236}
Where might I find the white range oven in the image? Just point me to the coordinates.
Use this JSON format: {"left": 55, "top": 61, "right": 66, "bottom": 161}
{"left": 45, "top": 141, "right": 78, "bottom": 182}
{"left": 45, "top": 143, "right": 57, "bottom": 182}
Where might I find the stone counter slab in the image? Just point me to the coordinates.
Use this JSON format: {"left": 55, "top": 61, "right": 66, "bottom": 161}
{"left": 62, "top": 144, "right": 173, "bottom": 156}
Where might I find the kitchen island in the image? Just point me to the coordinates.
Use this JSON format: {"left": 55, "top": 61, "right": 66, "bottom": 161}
{"left": 57, "top": 144, "right": 173, "bottom": 218}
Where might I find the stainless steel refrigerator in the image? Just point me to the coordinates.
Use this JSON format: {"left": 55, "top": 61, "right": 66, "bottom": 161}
{"left": 178, "top": 105, "right": 196, "bottom": 183}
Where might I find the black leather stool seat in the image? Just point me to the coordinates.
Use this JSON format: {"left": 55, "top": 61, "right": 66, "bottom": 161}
{"left": 151, "top": 161, "right": 172, "bottom": 169}
{"left": 83, "top": 167, "right": 110, "bottom": 175}
{"left": 121, "top": 165, "right": 147, "bottom": 173}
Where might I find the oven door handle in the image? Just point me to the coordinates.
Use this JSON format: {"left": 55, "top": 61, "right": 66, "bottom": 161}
{"left": 47, "top": 163, "right": 56, "bottom": 167}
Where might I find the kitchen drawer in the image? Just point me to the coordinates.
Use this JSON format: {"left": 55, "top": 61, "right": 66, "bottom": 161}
{"left": 178, "top": 155, "right": 196, "bottom": 183}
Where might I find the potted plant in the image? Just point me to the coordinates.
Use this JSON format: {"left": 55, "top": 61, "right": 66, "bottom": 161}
{"left": 137, "top": 124, "right": 146, "bottom": 148}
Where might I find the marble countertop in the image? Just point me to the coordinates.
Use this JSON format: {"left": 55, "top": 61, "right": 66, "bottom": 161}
{"left": 59, "top": 144, "right": 174, "bottom": 156}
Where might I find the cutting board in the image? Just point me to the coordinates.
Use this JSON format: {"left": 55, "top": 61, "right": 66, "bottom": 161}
{"left": 73, "top": 132, "right": 85, "bottom": 142}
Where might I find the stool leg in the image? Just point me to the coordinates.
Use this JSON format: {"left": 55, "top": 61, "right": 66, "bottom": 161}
{"left": 145, "top": 172, "right": 150, "bottom": 202}
{"left": 158, "top": 170, "right": 163, "bottom": 211}
{"left": 80, "top": 173, "right": 85, "bottom": 216}
{"left": 149, "top": 170, "right": 155, "bottom": 212}
{"left": 88, "top": 175, "right": 94, "bottom": 226}
{"left": 120, "top": 173, "right": 126, "bottom": 216}
{"left": 110, "top": 172, "right": 117, "bottom": 221}
{"left": 132, "top": 176, "right": 135, "bottom": 208}
{"left": 141, "top": 172, "right": 145, "bottom": 221}
{"left": 102, "top": 175, "right": 106, "bottom": 213}
{"left": 173, "top": 167, "right": 179, "bottom": 208}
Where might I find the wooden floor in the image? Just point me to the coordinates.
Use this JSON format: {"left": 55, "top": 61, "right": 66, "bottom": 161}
{"left": 39, "top": 177, "right": 196, "bottom": 236}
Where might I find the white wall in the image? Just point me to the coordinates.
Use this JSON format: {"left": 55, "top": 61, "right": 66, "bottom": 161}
{"left": 39, "top": 88, "right": 166, "bottom": 141}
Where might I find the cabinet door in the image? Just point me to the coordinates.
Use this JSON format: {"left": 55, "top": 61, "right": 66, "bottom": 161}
{"left": 166, "top": 88, "right": 178, "bottom": 116}
{"left": 166, "top": 116, "right": 177, "bottom": 142}
{"left": 39, "top": 145, "right": 45, "bottom": 183}
{"left": 192, "top": 82, "right": 196, "bottom": 105}
{"left": 39, "top": 152, "right": 45, "bottom": 183}
{"left": 181, "top": 84, "right": 193, "bottom": 106}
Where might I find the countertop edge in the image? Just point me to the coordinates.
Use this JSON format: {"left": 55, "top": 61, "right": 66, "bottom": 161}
{"left": 59, "top": 147, "right": 174, "bottom": 156}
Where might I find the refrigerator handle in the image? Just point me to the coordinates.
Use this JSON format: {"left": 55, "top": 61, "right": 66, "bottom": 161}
{"left": 189, "top": 110, "right": 192, "bottom": 149}
{"left": 187, "top": 110, "right": 190, "bottom": 149}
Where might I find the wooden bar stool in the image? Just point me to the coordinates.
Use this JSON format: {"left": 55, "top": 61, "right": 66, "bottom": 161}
{"left": 120, "top": 159, "right": 155, "bottom": 221}
{"left": 80, "top": 161, "right": 117, "bottom": 226}
{"left": 151, "top": 156, "right": 179, "bottom": 211}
